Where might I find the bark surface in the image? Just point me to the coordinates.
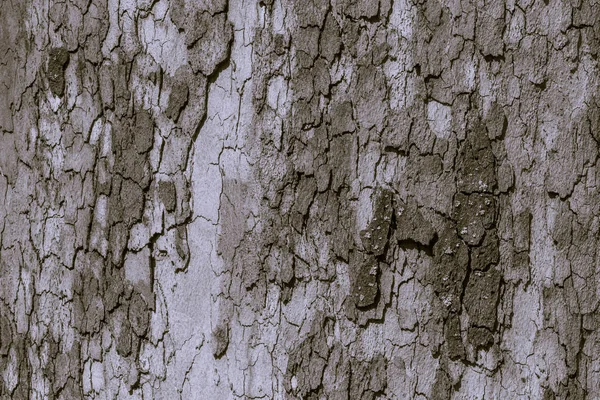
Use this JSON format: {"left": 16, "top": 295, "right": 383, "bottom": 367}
{"left": 1, "top": 0, "right": 599, "bottom": 398}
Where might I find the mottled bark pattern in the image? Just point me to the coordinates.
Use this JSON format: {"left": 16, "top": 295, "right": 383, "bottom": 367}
{"left": 1, "top": 0, "right": 599, "bottom": 398}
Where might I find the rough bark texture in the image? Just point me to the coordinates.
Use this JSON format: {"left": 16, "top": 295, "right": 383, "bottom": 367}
{"left": 1, "top": 0, "right": 600, "bottom": 398}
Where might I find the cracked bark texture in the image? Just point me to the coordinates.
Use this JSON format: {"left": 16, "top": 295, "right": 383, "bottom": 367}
{"left": 1, "top": 0, "right": 600, "bottom": 398}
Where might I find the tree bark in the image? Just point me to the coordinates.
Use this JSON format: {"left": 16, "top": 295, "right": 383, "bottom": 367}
{"left": 1, "top": 0, "right": 599, "bottom": 398}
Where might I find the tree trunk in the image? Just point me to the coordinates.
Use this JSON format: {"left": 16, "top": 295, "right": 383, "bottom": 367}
{"left": 1, "top": 0, "right": 599, "bottom": 398}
